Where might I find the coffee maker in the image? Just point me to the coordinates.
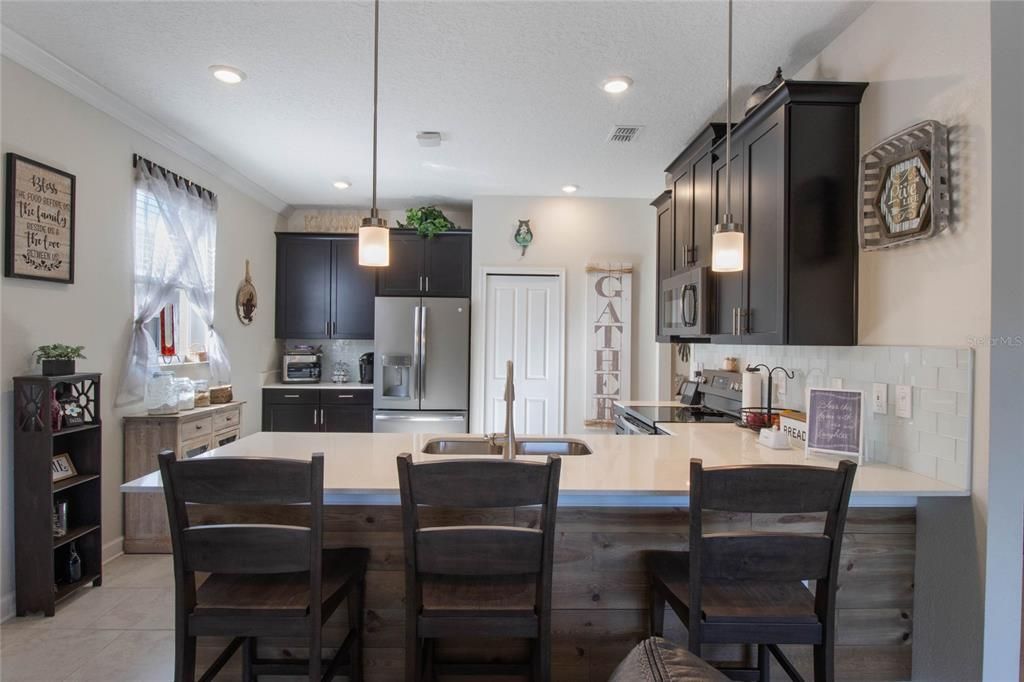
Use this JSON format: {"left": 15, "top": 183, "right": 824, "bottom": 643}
{"left": 359, "top": 352, "right": 374, "bottom": 385}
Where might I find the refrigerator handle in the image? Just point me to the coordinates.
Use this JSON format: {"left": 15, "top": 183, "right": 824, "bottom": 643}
{"left": 412, "top": 305, "right": 421, "bottom": 399}
{"left": 420, "top": 304, "right": 427, "bottom": 398}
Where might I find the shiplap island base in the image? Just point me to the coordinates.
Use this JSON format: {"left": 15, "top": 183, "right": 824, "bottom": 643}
{"left": 123, "top": 428, "right": 964, "bottom": 681}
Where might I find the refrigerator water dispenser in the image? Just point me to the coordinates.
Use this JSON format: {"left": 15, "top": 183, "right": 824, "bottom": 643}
{"left": 381, "top": 354, "right": 412, "bottom": 399}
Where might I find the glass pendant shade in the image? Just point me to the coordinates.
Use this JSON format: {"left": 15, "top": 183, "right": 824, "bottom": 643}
{"left": 358, "top": 221, "right": 389, "bottom": 266}
{"left": 712, "top": 223, "right": 744, "bottom": 272}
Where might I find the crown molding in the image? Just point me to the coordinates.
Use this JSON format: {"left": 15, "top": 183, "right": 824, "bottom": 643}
{"left": 1, "top": 25, "right": 288, "bottom": 214}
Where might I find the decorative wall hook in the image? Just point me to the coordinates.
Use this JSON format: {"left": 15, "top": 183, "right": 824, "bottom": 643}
{"left": 514, "top": 219, "right": 533, "bottom": 256}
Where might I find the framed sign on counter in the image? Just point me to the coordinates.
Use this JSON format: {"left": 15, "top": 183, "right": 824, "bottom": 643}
{"left": 4, "top": 153, "right": 76, "bottom": 283}
{"left": 805, "top": 387, "right": 864, "bottom": 463}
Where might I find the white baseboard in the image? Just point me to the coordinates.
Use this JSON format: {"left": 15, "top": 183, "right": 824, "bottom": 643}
{"left": 102, "top": 536, "right": 124, "bottom": 564}
{"left": 1, "top": 590, "right": 14, "bottom": 623}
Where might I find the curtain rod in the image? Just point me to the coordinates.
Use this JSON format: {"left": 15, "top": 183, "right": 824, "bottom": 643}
{"left": 132, "top": 154, "right": 217, "bottom": 200}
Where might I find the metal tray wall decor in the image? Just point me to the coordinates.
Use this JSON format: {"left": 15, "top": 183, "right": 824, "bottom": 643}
{"left": 859, "top": 120, "right": 950, "bottom": 250}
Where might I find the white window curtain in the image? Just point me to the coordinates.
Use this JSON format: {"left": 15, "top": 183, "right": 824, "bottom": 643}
{"left": 116, "top": 161, "right": 230, "bottom": 404}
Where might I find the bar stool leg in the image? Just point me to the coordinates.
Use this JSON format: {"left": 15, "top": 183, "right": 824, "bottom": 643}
{"left": 175, "top": 627, "right": 197, "bottom": 682}
{"left": 347, "top": 579, "right": 365, "bottom": 682}
{"left": 648, "top": 586, "right": 666, "bottom": 637}
{"left": 813, "top": 639, "right": 834, "bottom": 682}
{"left": 757, "top": 644, "right": 770, "bottom": 682}
{"left": 241, "top": 637, "right": 256, "bottom": 682}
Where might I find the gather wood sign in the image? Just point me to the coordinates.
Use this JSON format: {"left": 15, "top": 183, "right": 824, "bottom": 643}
{"left": 4, "top": 153, "right": 76, "bottom": 283}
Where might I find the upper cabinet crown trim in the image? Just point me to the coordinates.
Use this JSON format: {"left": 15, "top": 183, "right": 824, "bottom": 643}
{"left": 716, "top": 79, "right": 870, "bottom": 150}
{"left": 664, "top": 123, "right": 729, "bottom": 176}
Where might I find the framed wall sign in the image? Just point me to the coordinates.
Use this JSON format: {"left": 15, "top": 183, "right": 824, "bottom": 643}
{"left": 859, "top": 120, "right": 950, "bottom": 250}
{"left": 4, "top": 153, "right": 76, "bottom": 283}
{"left": 805, "top": 388, "right": 864, "bottom": 462}
{"left": 51, "top": 453, "right": 78, "bottom": 482}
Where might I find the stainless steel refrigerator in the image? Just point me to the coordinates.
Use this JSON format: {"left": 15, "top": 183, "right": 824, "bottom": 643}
{"left": 373, "top": 297, "right": 469, "bottom": 433}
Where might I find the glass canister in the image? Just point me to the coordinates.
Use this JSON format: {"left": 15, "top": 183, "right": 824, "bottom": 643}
{"left": 193, "top": 379, "right": 211, "bottom": 407}
{"left": 176, "top": 378, "right": 195, "bottom": 411}
{"left": 145, "top": 371, "right": 179, "bottom": 415}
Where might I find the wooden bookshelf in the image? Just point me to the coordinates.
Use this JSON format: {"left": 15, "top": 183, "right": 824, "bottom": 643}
{"left": 13, "top": 373, "right": 103, "bottom": 617}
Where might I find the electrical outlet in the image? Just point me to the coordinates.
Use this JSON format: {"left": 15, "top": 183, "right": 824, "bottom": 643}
{"left": 830, "top": 377, "right": 843, "bottom": 389}
{"left": 776, "top": 373, "right": 787, "bottom": 399}
{"left": 895, "top": 385, "right": 912, "bottom": 419}
{"left": 872, "top": 383, "right": 888, "bottom": 415}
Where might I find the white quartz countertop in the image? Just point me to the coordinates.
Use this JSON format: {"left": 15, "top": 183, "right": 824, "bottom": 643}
{"left": 263, "top": 382, "right": 374, "bottom": 390}
{"left": 121, "top": 425, "right": 967, "bottom": 506}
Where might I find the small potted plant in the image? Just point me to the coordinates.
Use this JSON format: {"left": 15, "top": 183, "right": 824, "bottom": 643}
{"left": 33, "top": 344, "right": 86, "bottom": 376}
{"left": 402, "top": 206, "right": 455, "bottom": 239}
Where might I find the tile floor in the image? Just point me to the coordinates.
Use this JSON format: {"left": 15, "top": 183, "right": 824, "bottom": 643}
{"left": 0, "top": 554, "right": 241, "bottom": 682}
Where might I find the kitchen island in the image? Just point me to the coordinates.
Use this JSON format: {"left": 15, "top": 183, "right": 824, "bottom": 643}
{"left": 123, "top": 426, "right": 963, "bottom": 681}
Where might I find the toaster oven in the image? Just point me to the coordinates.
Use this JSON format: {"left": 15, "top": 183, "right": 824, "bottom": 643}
{"left": 282, "top": 352, "right": 322, "bottom": 383}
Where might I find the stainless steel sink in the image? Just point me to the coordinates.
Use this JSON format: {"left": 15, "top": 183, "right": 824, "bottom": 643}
{"left": 421, "top": 437, "right": 591, "bottom": 457}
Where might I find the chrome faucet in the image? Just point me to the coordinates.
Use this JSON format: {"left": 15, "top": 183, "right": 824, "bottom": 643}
{"left": 503, "top": 360, "right": 516, "bottom": 460}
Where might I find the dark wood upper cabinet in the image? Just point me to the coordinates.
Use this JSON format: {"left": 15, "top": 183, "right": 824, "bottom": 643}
{"left": 653, "top": 191, "right": 673, "bottom": 342}
{"left": 665, "top": 124, "right": 728, "bottom": 275}
{"left": 377, "top": 230, "right": 472, "bottom": 298}
{"left": 275, "top": 233, "right": 376, "bottom": 339}
{"left": 658, "top": 80, "right": 866, "bottom": 346}
{"left": 376, "top": 232, "right": 425, "bottom": 297}
{"left": 275, "top": 235, "right": 333, "bottom": 339}
{"left": 710, "top": 146, "right": 745, "bottom": 343}
{"left": 741, "top": 110, "right": 786, "bottom": 345}
{"left": 424, "top": 232, "right": 472, "bottom": 297}
{"left": 332, "top": 238, "right": 375, "bottom": 339}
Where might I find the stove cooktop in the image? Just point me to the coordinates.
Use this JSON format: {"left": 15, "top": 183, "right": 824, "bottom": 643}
{"left": 623, "top": 404, "right": 739, "bottom": 426}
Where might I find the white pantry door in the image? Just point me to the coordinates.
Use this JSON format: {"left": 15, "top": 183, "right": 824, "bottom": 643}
{"left": 484, "top": 274, "right": 563, "bottom": 435}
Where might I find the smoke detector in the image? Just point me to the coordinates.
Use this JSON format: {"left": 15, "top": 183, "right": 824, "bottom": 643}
{"left": 417, "top": 131, "right": 443, "bottom": 147}
{"left": 607, "top": 125, "right": 644, "bottom": 143}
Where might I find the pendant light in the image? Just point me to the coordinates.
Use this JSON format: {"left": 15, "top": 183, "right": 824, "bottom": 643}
{"left": 711, "top": 0, "right": 744, "bottom": 273}
{"left": 359, "top": 0, "right": 389, "bottom": 266}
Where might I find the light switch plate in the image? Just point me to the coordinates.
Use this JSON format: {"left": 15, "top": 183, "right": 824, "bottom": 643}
{"left": 895, "top": 385, "right": 912, "bottom": 419}
{"left": 776, "top": 373, "right": 787, "bottom": 398}
{"left": 830, "top": 377, "right": 844, "bottom": 389}
{"left": 872, "top": 383, "right": 888, "bottom": 414}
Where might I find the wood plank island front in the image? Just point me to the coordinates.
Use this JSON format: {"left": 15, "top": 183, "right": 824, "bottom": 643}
{"left": 122, "top": 428, "right": 966, "bottom": 681}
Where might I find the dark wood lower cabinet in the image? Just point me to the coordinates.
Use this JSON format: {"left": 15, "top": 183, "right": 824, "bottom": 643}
{"left": 263, "top": 403, "right": 317, "bottom": 432}
{"left": 322, "top": 405, "right": 372, "bottom": 433}
{"left": 262, "top": 388, "right": 372, "bottom": 433}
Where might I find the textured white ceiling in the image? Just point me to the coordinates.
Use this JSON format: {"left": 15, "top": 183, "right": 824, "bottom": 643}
{"left": 1, "top": 1, "right": 869, "bottom": 208}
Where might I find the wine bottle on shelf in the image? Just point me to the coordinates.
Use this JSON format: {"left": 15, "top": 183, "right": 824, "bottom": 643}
{"left": 67, "top": 542, "right": 82, "bottom": 582}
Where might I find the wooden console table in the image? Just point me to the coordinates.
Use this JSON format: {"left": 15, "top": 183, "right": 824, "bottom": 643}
{"left": 122, "top": 401, "right": 243, "bottom": 553}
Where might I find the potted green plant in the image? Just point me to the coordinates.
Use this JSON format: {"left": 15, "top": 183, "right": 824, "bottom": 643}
{"left": 402, "top": 205, "right": 455, "bottom": 238}
{"left": 33, "top": 344, "right": 86, "bottom": 376}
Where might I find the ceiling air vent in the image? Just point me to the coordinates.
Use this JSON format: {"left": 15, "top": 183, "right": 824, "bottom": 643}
{"left": 607, "top": 125, "right": 644, "bottom": 143}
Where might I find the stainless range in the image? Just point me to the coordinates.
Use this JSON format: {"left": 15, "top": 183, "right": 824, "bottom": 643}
{"left": 613, "top": 370, "right": 743, "bottom": 435}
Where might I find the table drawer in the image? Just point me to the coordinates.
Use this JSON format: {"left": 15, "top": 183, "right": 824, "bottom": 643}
{"left": 213, "top": 407, "right": 240, "bottom": 432}
{"left": 214, "top": 428, "right": 240, "bottom": 448}
{"left": 320, "top": 389, "right": 372, "bottom": 406}
{"left": 263, "top": 389, "right": 319, "bottom": 405}
{"left": 180, "top": 416, "right": 213, "bottom": 442}
{"left": 181, "top": 434, "right": 213, "bottom": 459}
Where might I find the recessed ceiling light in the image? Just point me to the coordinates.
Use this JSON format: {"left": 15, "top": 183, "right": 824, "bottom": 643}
{"left": 602, "top": 77, "right": 633, "bottom": 94}
{"left": 562, "top": 184, "right": 579, "bottom": 194}
{"left": 209, "top": 65, "right": 246, "bottom": 84}
{"left": 333, "top": 180, "right": 352, "bottom": 190}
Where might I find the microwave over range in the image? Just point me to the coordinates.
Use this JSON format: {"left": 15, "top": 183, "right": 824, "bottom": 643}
{"left": 659, "top": 266, "right": 710, "bottom": 337}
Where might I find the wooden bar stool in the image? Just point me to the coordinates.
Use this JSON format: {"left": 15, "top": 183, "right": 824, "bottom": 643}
{"left": 158, "top": 451, "right": 368, "bottom": 682}
{"left": 397, "top": 453, "right": 561, "bottom": 682}
{"left": 647, "top": 458, "right": 857, "bottom": 682}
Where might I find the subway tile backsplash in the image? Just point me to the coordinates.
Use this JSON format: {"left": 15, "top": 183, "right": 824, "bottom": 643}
{"left": 285, "top": 339, "right": 374, "bottom": 383}
{"left": 690, "top": 344, "right": 973, "bottom": 489}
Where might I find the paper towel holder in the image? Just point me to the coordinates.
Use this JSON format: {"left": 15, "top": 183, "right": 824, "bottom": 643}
{"left": 746, "top": 364, "right": 796, "bottom": 424}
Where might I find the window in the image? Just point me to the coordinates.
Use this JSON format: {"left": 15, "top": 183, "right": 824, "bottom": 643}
{"left": 134, "top": 188, "right": 208, "bottom": 364}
